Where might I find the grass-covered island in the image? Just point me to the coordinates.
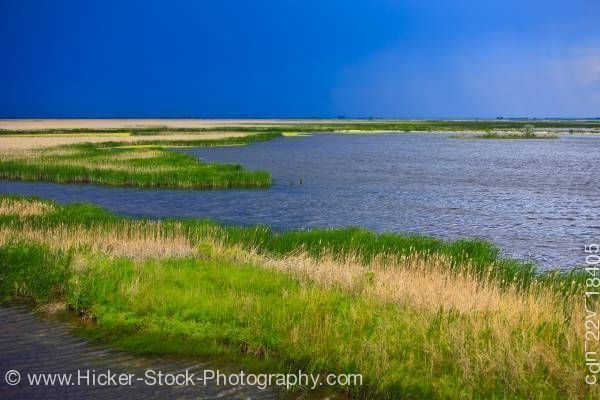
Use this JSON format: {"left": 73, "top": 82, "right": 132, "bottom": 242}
{"left": 0, "top": 195, "right": 594, "bottom": 399}
{"left": 454, "top": 132, "right": 560, "bottom": 139}
{"left": 0, "top": 122, "right": 575, "bottom": 191}
{"left": 452, "top": 124, "right": 560, "bottom": 139}
{"left": 0, "top": 132, "right": 280, "bottom": 189}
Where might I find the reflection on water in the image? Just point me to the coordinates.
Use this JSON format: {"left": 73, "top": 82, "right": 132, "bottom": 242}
{"left": 0, "top": 133, "right": 598, "bottom": 270}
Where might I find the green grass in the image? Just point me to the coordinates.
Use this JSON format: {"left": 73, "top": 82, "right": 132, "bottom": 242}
{"left": 0, "top": 133, "right": 280, "bottom": 189}
{"left": 0, "top": 242, "right": 590, "bottom": 399}
{"left": 2, "top": 196, "right": 584, "bottom": 290}
{"left": 0, "top": 243, "right": 485, "bottom": 398}
{"left": 0, "top": 196, "right": 594, "bottom": 399}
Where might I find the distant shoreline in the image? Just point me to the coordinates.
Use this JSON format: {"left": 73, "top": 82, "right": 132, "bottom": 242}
{"left": 3, "top": 118, "right": 600, "bottom": 131}
{"left": 0, "top": 119, "right": 409, "bottom": 131}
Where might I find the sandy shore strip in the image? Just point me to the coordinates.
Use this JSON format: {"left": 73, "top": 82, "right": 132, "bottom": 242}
{"left": 0, "top": 119, "right": 396, "bottom": 131}
{"left": 0, "top": 132, "right": 252, "bottom": 150}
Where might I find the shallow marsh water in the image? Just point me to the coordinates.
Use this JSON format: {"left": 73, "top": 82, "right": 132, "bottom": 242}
{"left": 0, "top": 132, "right": 598, "bottom": 270}
{"left": 0, "top": 305, "right": 278, "bottom": 399}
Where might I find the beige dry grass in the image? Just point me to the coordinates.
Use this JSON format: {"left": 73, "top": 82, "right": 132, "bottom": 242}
{"left": 0, "top": 119, "right": 380, "bottom": 131}
{"left": 0, "top": 196, "right": 591, "bottom": 397}
{"left": 182, "top": 240, "right": 586, "bottom": 395}
{"left": 268, "top": 252, "right": 584, "bottom": 394}
{"left": 0, "top": 221, "right": 195, "bottom": 260}
{"left": 0, "top": 132, "right": 252, "bottom": 150}
{"left": 216, "top": 242, "right": 578, "bottom": 328}
{"left": 0, "top": 198, "right": 55, "bottom": 216}
{"left": 0, "top": 148, "right": 178, "bottom": 173}
{"left": 265, "top": 251, "right": 561, "bottom": 314}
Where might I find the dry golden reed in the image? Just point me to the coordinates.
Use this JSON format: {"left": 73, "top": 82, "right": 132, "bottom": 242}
{"left": 0, "top": 221, "right": 195, "bottom": 260}
{"left": 198, "top": 243, "right": 586, "bottom": 395}
{"left": 0, "top": 197, "right": 591, "bottom": 398}
{"left": 0, "top": 198, "right": 55, "bottom": 217}
{"left": 0, "top": 132, "right": 251, "bottom": 150}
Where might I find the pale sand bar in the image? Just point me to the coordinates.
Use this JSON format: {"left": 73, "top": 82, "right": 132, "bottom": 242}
{"left": 0, "top": 119, "right": 385, "bottom": 131}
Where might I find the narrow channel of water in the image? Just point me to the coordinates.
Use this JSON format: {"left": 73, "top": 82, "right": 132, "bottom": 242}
{"left": 0, "top": 305, "right": 278, "bottom": 399}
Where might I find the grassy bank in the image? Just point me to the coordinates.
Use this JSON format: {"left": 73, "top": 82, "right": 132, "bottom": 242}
{"left": 0, "top": 196, "right": 593, "bottom": 399}
{"left": 0, "top": 133, "right": 279, "bottom": 189}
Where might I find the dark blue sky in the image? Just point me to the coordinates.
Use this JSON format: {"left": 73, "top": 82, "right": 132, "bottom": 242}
{"left": 2, "top": 1, "right": 599, "bottom": 118}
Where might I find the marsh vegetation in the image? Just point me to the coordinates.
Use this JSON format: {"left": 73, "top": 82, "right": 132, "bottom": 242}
{"left": 0, "top": 124, "right": 597, "bottom": 398}
{"left": 0, "top": 196, "right": 593, "bottom": 399}
{"left": 0, "top": 133, "right": 279, "bottom": 189}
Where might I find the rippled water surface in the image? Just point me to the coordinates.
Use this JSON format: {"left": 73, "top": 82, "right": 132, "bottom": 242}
{"left": 1, "top": 133, "right": 598, "bottom": 269}
{"left": 0, "top": 305, "right": 277, "bottom": 399}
